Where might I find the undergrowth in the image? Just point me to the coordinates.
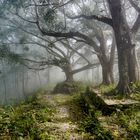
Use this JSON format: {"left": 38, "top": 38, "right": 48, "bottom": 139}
{"left": 97, "top": 84, "right": 140, "bottom": 100}
{"left": 0, "top": 93, "right": 55, "bottom": 140}
{"left": 111, "top": 106, "right": 140, "bottom": 140}
{"left": 67, "top": 94, "right": 113, "bottom": 140}
{"left": 70, "top": 93, "right": 140, "bottom": 140}
{"left": 0, "top": 86, "right": 140, "bottom": 140}
{"left": 78, "top": 108, "right": 113, "bottom": 140}
{"left": 67, "top": 93, "right": 88, "bottom": 122}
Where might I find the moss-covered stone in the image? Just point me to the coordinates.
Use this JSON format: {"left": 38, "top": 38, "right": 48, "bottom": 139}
{"left": 53, "top": 81, "right": 86, "bottom": 94}
{"left": 81, "top": 87, "right": 116, "bottom": 115}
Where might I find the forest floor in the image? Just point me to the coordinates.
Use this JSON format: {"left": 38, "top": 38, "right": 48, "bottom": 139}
{"left": 42, "top": 93, "right": 91, "bottom": 140}
{"left": 39, "top": 91, "right": 140, "bottom": 140}
{"left": 42, "top": 89, "right": 140, "bottom": 140}
{"left": 0, "top": 87, "right": 140, "bottom": 140}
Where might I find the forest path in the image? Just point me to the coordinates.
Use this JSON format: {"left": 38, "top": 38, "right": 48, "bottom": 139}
{"left": 43, "top": 93, "right": 87, "bottom": 140}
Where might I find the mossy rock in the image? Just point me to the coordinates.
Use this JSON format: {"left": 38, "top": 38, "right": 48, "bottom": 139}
{"left": 53, "top": 81, "right": 86, "bottom": 94}
{"left": 81, "top": 87, "right": 116, "bottom": 115}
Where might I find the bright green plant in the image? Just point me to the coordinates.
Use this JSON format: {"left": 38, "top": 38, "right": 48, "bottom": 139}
{"left": 113, "top": 107, "right": 140, "bottom": 140}
{"left": 79, "top": 113, "right": 113, "bottom": 140}
{"left": 0, "top": 96, "right": 55, "bottom": 139}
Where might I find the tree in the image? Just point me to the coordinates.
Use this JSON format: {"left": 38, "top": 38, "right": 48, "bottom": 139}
{"left": 66, "top": 0, "right": 140, "bottom": 94}
{"left": 0, "top": 19, "right": 99, "bottom": 82}
{"left": 0, "top": 0, "right": 116, "bottom": 85}
{"left": 81, "top": 20, "right": 116, "bottom": 84}
{"left": 24, "top": 39, "right": 100, "bottom": 82}
{"left": 107, "top": 0, "right": 140, "bottom": 93}
{"left": 2, "top": 0, "right": 140, "bottom": 94}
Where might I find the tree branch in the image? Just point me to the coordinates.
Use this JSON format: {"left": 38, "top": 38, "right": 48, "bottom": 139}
{"left": 72, "top": 62, "right": 100, "bottom": 74}
{"left": 128, "top": 0, "right": 140, "bottom": 34}
{"left": 60, "top": 40, "right": 91, "bottom": 64}
{"left": 37, "top": 29, "right": 101, "bottom": 53}
{"left": 128, "top": 0, "right": 140, "bottom": 12}
{"left": 68, "top": 14, "right": 113, "bottom": 27}
{"left": 131, "top": 14, "right": 140, "bottom": 34}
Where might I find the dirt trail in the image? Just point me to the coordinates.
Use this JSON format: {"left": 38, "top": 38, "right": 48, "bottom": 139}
{"left": 44, "top": 93, "right": 86, "bottom": 140}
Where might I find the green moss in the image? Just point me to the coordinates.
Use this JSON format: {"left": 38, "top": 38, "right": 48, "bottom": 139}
{"left": 53, "top": 81, "right": 86, "bottom": 94}
{"left": 67, "top": 94, "right": 88, "bottom": 122}
{"left": 97, "top": 84, "right": 116, "bottom": 94}
{"left": 97, "top": 84, "right": 140, "bottom": 99}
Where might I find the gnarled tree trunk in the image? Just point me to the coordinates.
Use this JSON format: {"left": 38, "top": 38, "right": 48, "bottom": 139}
{"left": 101, "top": 63, "right": 114, "bottom": 85}
{"left": 99, "top": 52, "right": 115, "bottom": 85}
{"left": 108, "top": 0, "right": 134, "bottom": 94}
{"left": 62, "top": 63, "right": 74, "bottom": 82}
{"left": 96, "top": 29, "right": 115, "bottom": 85}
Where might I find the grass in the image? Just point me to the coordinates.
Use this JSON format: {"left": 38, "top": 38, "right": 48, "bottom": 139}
{"left": 81, "top": 84, "right": 140, "bottom": 140}
{"left": 0, "top": 84, "right": 140, "bottom": 140}
{"left": 106, "top": 106, "right": 140, "bottom": 140}
{"left": 75, "top": 95, "right": 140, "bottom": 140}
{"left": 95, "top": 84, "right": 140, "bottom": 101}
{"left": 0, "top": 92, "right": 55, "bottom": 140}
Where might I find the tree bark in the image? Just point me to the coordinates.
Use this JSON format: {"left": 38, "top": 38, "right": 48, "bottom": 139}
{"left": 100, "top": 62, "right": 114, "bottom": 85}
{"left": 62, "top": 63, "right": 74, "bottom": 82}
{"left": 109, "top": 34, "right": 116, "bottom": 84}
{"left": 128, "top": 43, "right": 140, "bottom": 83}
{"left": 96, "top": 28, "right": 115, "bottom": 85}
{"left": 109, "top": 64, "right": 114, "bottom": 84}
{"left": 101, "top": 63, "right": 111, "bottom": 85}
{"left": 107, "top": 0, "right": 133, "bottom": 94}
{"left": 116, "top": 47, "right": 131, "bottom": 94}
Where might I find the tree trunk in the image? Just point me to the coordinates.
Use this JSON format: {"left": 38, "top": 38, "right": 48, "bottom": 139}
{"left": 96, "top": 29, "right": 115, "bottom": 85}
{"left": 107, "top": 0, "right": 134, "bottom": 94}
{"left": 65, "top": 71, "right": 74, "bottom": 82}
{"left": 109, "top": 62, "right": 115, "bottom": 84}
{"left": 128, "top": 47, "right": 140, "bottom": 83}
{"left": 116, "top": 47, "right": 131, "bottom": 94}
{"left": 63, "top": 64, "right": 74, "bottom": 82}
{"left": 109, "top": 34, "right": 116, "bottom": 84}
{"left": 102, "top": 63, "right": 111, "bottom": 85}
{"left": 101, "top": 62, "right": 114, "bottom": 85}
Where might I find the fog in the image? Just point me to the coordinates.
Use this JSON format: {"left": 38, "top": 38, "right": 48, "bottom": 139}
{"left": 0, "top": 64, "right": 100, "bottom": 105}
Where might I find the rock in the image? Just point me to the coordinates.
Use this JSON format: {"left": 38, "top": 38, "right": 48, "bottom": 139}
{"left": 53, "top": 81, "right": 85, "bottom": 94}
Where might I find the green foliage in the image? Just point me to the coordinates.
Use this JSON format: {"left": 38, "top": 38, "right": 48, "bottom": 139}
{"left": 0, "top": 45, "right": 24, "bottom": 64}
{"left": 99, "top": 83, "right": 140, "bottom": 98}
{"left": 0, "top": 45, "right": 9, "bottom": 58}
{"left": 52, "top": 57, "right": 68, "bottom": 67}
{"left": 8, "top": 53, "right": 22, "bottom": 64}
{"left": 79, "top": 110, "right": 113, "bottom": 140}
{"left": 0, "top": 95, "right": 55, "bottom": 139}
{"left": 113, "top": 107, "right": 140, "bottom": 140}
{"left": 130, "top": 93, "right": 140, "bottom": 101}
{"left": 66, "top": 93, "right": 113, "bottom": 139}
{"left": 44, "top": 9, "right": 56, "bottom": 25}
{"left": 67, "top": 94, "right": 88, "bottom": 122}
{"left": 98, "top": 84, "right": 116, "bottom": 94}
{"left": 43, "top": 8, "right": 65, "bottom": 31}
